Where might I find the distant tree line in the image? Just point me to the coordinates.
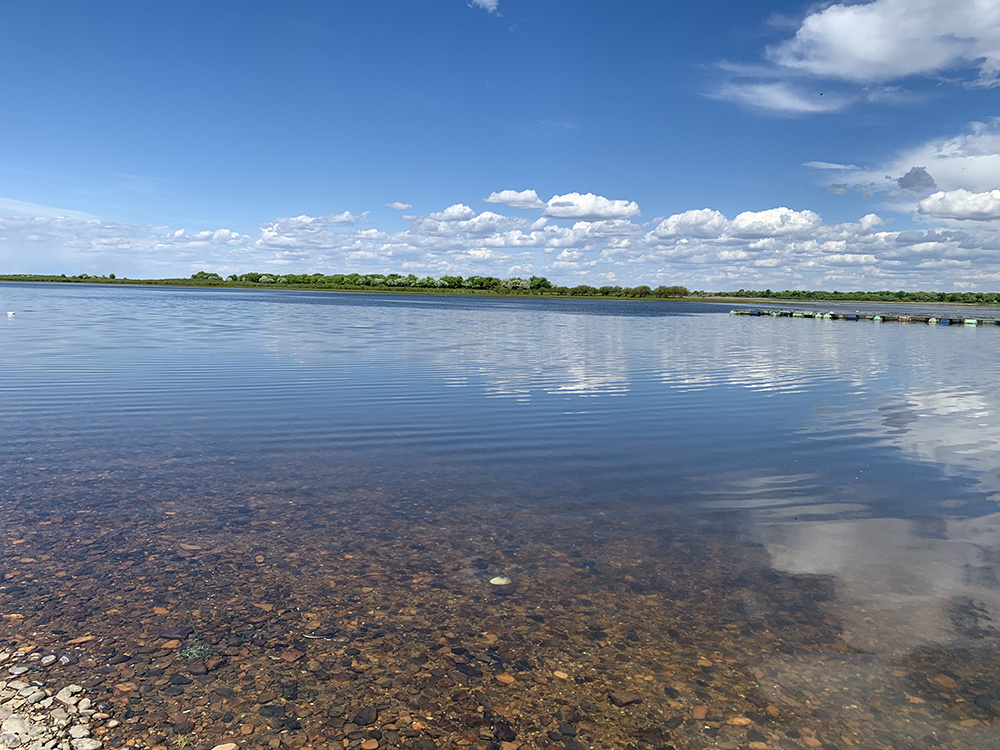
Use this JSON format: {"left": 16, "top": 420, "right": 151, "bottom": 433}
{"left": 9, "top": 272, "right": 998, "bottom": 304}
{"left": 188, "top": 271, "right": 692, "bottom": 298}
{"left": 725, "top": 288, "right": 1000, "bottom": 304}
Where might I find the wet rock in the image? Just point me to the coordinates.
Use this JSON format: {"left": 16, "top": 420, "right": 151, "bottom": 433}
{"left": 609, "top": 691, "right": 642, "bottom": 707}
{"left": 353, "top": 707, "right": 378, "bottom": 726}
{"left": 493, "top": 720, "right": 516, "bottom": 742}
{"left": 159, "top": 627, "right": 194, "bottom": 639}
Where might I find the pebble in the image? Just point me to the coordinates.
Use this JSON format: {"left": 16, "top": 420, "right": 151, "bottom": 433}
{"left": 211, "top": 744, "right": 239, "bottom": 750}
{"left": 0, "top": 671, "right": 102, "bottom": 750}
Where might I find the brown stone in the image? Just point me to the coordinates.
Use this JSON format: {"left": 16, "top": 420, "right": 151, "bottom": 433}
{"left": 609, "top": 691, "right": 642, "bottom": 707}
{"left": 205, "top": 657, "right": 226, "bottom": 672}
{"left": 691, "top": 706, "right": 708, "bottom": 720}
{"left": 495, "top": 674, "right": 516, "bottom": 685}
{"left": 280, "top": 650, "right": 304, "bottom": 663}
{"left": 361, "top": 741, "right": 379, "bottom": 750}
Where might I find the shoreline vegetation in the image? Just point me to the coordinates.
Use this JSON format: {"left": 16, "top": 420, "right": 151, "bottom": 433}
{"left": 2, "top": 272, "right": 999, "bottom": 305}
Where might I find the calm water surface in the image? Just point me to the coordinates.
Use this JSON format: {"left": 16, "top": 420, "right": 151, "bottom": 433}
{"left": 2, "top": 282, "right": 999, "bottom": 750}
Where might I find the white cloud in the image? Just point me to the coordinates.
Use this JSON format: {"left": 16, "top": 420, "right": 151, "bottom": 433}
{"left": 804, "top": 161, "right": 859, "bottom": 170}
{"left": 469, "top": 0, "right": 498, "bottom": 13}
{"left": 730, "top": 208, "right": 822, "bottom": 238}
{"left": 429, "top": 204, "right": 476, "bottom": 221}
{"left": 484, "top": 189, "right": 545, "bottom": 209}
{"left": 918, "top": 189, "right": 1000, "bottom": 221}
{"left": 653, "top": 209, "right": 729, "bottom": 239}
{"left": 712, "top": 82, "right": 849, "bottom": 114}
{"left": 836, "top": 120, "right": 1000, "bottom": 201}
{"left": 717, "top": 0, "right": 1000, "bottom": 115}
{"left": 651, "top": 207, "right": 821, "bottom": 240}
{"left": 544, "top": 192, "right": 640, "bottom": 221}
{"left": 766, "top": 0, "right": 1000, "bottom": 86}
{"left": 386, "top": 202, "right": 412, "bottom": 211}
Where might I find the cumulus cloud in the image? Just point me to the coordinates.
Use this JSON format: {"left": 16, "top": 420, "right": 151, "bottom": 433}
{"left": 766, "top": 0, "right": 1000, "bottom": 86}
{"left": 716, "top": 0, "right": 1000, "bottom": 114}
{"left": 652, "top": 207, "right": 821, "bottom": 240}
{"left": 386, "top": 202, "right": 412, "bottom": 210}
{"left": 429, "top": 204, "right": 476, "bottom": 221}
{"left": 918, "top": 189, "right": 1000, "bottom": 221}
{"left": 653, "top": 209, "right": 729, "bottom": 239}
{"left": 484, "top": 189, "right": 545, "bottom": 209}
{"left": 544, "top": 192, "right": 640, "bottom": 221}
{"left": 730, "top": 208, "right": 822, "bottom": 238}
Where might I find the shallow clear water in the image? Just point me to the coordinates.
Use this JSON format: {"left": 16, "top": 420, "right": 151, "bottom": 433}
{"left": 2, "top": 282, "right": 999, "bottom": 749}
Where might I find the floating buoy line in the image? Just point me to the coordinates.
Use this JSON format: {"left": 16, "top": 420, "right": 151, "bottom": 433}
{"left": 730, "top": 308, "right": 1000, "bottom": 326}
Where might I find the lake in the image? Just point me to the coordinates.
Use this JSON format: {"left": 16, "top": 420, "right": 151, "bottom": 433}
{"left": 2, "top": 282, "right": 999, "bottom": 750}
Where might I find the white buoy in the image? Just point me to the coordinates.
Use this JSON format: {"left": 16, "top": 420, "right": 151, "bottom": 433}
{"left": 6, "top": 312, "right": 13, "bottom": 317}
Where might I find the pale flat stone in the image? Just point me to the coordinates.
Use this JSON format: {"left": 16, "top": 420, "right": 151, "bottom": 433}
{"left": 70, "top": 739, "right": 101, "bottom": 750}
{"left": 1, "top": 717, "right": 30, "bottom": 736}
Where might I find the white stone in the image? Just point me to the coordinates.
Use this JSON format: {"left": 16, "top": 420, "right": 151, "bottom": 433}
{"left": 67, "top": 729, "right": 88, "bottom": 740}
{"left": 69, "top": 740, "right": 101, "bottom": 750}
{"left": 37, "top": 659, "right": 54, "bottom": 669}
{"left": 74, "top": 701, "right": 89, "bottom": 714}
{"left": 2, "top": 731, "right": 21, "bottom": 748}
{"left": 489, "top": 576, "right": 512, "bottom": 586}
{"left": 52, "top": 691, "right": 76, "bottom": 708}
{"left": 6, "top": 670, "right": 27, "bottom": 678}
{"left": 23, "top": 695, "right": 43, "bottom": 707}
{"left": 1, "top": 716, "right": 30, "bottom": 736}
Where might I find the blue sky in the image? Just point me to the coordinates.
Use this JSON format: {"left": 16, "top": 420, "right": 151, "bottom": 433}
{"left": 2, "top": 0, "right": 999, "bottom": 290}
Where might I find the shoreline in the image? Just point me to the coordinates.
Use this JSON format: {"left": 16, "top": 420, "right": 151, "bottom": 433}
{"left": 2, "top": 277, "right": 999, "bottom": 307}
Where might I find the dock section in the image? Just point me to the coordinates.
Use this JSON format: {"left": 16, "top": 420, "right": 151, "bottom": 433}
{"left": 730, "top": 309, "right": 1000, "bottom": 326}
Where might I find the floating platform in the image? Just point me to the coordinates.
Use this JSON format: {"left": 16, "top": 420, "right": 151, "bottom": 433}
{"left": 730, "top": 309, "right": 1000, "bottom": 326}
